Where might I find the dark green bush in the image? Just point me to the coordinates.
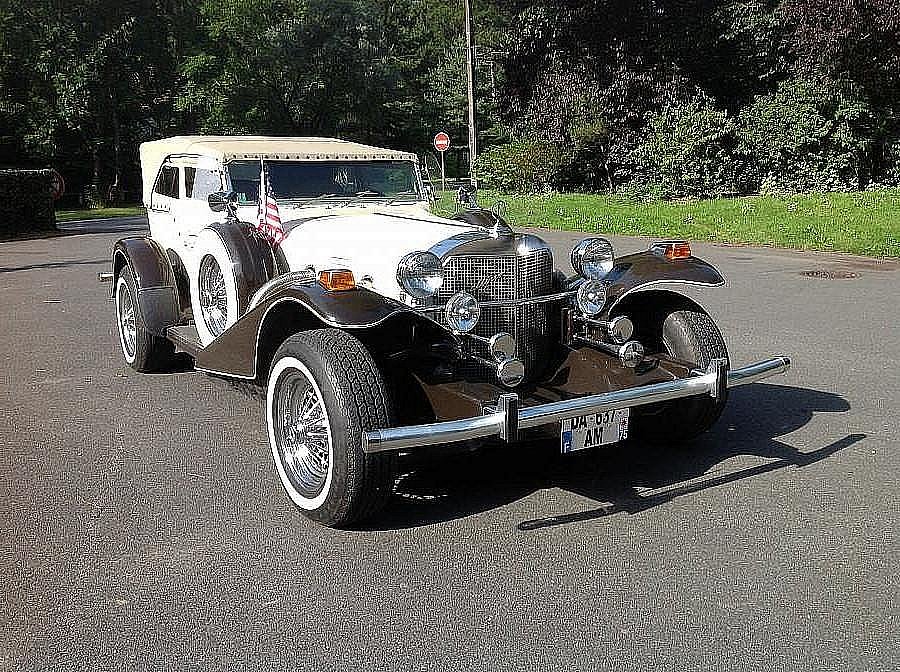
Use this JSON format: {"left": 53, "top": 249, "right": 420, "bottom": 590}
{"left": 0, "top": 169, "right": 55, "bottom": 236}
{"left": 625, "top": 92, "right": 739, "bottom": 199}
{"left": 475, "top": 141, "right": 567, "bottom": 193}
{"left": 736, "top": 77, "right": 871, "bottom": 193}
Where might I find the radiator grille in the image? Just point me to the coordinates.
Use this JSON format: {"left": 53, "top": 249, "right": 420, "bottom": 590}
{"left": 437, "top": 248, "right": 553, "bottom": 378}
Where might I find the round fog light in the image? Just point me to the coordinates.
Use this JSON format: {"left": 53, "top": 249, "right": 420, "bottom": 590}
{"left": 619, "top": 341, "right": 645, "bottom": 368}
{"left": 489, "top": 333, "right": 516, "bottom": 361}
{"left": 445, "top": 291, "right": 480, "bottom": 333}
{"left": 497, "top": 358, "right": 525, "bottom": 388}
{"left": 608, "top": 315, "right": 634, "bottom": 344}
{"left": 576, "top": 280, "right": 607, "bottom": 316}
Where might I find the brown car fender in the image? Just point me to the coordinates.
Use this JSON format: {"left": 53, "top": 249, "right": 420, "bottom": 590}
{"left": 195, "top": 282, "right": 447, "bottom": 380}
{"left": 112, "top": 237, "right": 180, "bottom": 336}
{"left": 599, "top": 250, "right": 725, "bottom": 318}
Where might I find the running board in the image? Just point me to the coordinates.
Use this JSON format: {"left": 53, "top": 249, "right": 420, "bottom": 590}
{"left": 166, "top": 325, "right": 203, "bottom": 357}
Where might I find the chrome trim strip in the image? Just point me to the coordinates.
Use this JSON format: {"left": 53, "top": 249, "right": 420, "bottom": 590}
{"left": 417, "top": 289, "right": 576, "bottom": 313}
{"left": 362, "top": 356, "right": 791, "bottom": 453}
{"left": 247, "top": 271, "right": 318, "bottom": 312}
{"left": 607, "top": 278, "right": 726, "bottom": 313}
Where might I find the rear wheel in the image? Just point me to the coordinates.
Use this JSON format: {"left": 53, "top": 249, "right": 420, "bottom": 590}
{"left": 630, "top": 307, "right": 729, "bottom": 444}
{"left": 267, "top": 329, "right": 396, "bottom": 527}
{"left": 115, "top": 267, "right": 174, "bottom": 372}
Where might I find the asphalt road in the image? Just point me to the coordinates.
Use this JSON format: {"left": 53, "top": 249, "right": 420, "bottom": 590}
{"left": 1, "top": 217, "right": 898, "bottom": 670}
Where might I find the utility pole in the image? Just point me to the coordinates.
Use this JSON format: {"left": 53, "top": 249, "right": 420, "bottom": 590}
{"left": 464, "top": 0, "right": 477, "bottom": 187}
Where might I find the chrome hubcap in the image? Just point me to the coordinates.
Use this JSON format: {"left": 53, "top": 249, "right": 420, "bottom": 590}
{"left": 199, "top": 255, "right": 227, "bottom": 337}
{"left": 273, "top": 369, "right": 332, "bottom": 498}
{"left": 117, "top": 281, "right": 136, "bottom": 358}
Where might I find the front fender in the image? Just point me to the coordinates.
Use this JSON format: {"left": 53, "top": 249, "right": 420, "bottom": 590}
{"left": 600, "top": 250, "right": 725, "bottom": 317}
{"left": 195, "top": 281, "right": 435, "bottom": 379}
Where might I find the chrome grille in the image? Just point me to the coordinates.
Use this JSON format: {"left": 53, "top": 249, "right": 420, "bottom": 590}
{"left": 437, "top": 248, "right": 553, "bottom": 378}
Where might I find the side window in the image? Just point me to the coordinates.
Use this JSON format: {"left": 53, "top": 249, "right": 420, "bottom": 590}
{"left": 185, "top": 168, "right": 220, "bottom": 201}
{"left": 154, "top": 165, "right": 179, "bottom": 199}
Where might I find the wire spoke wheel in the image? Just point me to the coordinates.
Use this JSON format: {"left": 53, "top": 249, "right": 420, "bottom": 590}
{"left": 116, "top": 277, "right": 137, "bottom": 360}
{"left": 199, "top": 255, "right": 228, "bottom": 338}
{"left": 272, "top": 365, "right": 333, "bottom": 499}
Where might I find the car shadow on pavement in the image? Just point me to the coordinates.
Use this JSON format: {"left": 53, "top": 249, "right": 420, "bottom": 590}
{"left": 367, "top": 383, "right": 863, "bottom": 531}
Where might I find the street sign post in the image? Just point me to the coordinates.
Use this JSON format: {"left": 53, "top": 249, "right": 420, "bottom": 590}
{"left": 433, "top": 132, "right": 450, "bottom": 192}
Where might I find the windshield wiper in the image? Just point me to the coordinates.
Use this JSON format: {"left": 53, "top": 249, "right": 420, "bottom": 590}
{"left": 384, "top": 190, "right": 421, "bottom": 206}
{"left": 284, "top": 194, "right": 341, "bottom": 208}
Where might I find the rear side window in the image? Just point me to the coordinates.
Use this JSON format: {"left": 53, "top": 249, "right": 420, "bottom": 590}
{"left": 154, "top": 165, "right": 179, "bottom": 199}
{"left": 184, "top": 167, "right": 221, "bottom": 200}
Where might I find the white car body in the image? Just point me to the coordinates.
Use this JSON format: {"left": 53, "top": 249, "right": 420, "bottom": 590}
{"left": 140, "top": 136, "right": 476, "bottom": 307}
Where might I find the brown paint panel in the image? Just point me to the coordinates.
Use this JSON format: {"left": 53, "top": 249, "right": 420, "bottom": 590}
{"left": 196, "top": 284, "right": 426, "bottom": 379}
{"left": 113, "top": 237, "right": 176, "bottom": 291}
{"left": 600, "top": 251, "right": 724, "bottom": 316}
{"left": 416, "top": 347, "right": 695, "bottom": 422}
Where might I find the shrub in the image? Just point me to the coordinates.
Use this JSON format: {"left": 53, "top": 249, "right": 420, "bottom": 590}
{"left": 625, "top": 91, "right": 738, "bottom": 199}
{"left": 475, "top": 141, "right": 566, "bottom": 193}
{"left": 736, "top": 76, "right": 871, "bottom": 193}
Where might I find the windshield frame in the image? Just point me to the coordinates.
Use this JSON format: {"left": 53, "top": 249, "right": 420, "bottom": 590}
{"left": 224, "top": 158, "right": 426, "bottom": 207}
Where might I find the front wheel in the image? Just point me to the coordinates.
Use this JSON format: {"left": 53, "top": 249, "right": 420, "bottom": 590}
{"left": 267, "top": 329, "right": 396, "bottom": 527}
{"left": 629, "top": 307, "right": 730, "bottom": 444}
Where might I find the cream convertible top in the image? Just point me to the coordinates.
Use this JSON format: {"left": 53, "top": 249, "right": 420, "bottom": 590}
{"left": 139, "top": 136, "right": 419, "bottom": 205}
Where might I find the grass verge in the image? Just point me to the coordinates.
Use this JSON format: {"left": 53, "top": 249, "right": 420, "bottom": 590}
{"left": 56, "top": 206, "right": 145, "bottom": 222}
{"left": 437, "top": 190, "right": 900, "bottom": 258}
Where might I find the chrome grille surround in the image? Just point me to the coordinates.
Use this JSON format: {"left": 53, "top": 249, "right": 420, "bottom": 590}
{"left": 435, "top": 238, "right": 554, "bottom": 378}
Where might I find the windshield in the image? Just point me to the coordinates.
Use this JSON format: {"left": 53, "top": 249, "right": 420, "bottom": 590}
{"left": 227, "top": 160, "right": 421, "bottom": 204}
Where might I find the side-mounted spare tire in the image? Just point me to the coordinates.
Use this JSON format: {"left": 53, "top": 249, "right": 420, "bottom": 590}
{"left": 629, "top": 306, "right": 730, "bottom": 444}
{"left": 267, "top": 329, "right": 396, "bottom": 527}
{"left": 191, "top": 221, "right": 277, "bottom": 346}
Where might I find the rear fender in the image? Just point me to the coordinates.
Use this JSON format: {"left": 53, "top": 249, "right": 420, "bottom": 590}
{"left": 112, "top": 237, "right": 179, "bottom": 336}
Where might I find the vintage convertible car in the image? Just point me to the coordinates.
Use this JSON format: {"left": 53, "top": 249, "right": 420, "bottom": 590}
{"left": 102, "top": 136, "right": 790, "bottom": 527}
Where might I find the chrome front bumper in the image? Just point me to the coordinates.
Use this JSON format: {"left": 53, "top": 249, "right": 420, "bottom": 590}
{"left": 362, "top": 356, "right": 791, "bottom": 453}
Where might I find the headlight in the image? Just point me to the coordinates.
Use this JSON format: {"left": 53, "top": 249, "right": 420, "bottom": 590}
{"left": 397, "top": 251, "right": 444, "bottom": 299}
{"left": 571, "top": 238, "right": 615, "bottom": 279}
{"left": 445, "top": 291, "right": 480, "bottom": 333}
{"left": 576, "top": 279, "right": 607, "bottom": 316}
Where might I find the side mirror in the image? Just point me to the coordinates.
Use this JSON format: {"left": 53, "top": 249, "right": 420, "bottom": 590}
{"left": 208, "top": 191, "right": 238, "bottom": 213}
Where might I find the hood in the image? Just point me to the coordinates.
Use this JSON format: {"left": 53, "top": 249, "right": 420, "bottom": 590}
{"left": 276, "top": 206, "right": 485, "bottom": 301}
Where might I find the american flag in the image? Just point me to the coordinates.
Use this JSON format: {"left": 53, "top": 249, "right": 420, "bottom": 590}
{"left": 257, "top": 163, "right": 284, "bottom": 245}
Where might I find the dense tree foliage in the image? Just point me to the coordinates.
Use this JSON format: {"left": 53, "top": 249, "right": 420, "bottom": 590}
{"left": 1, "top": 0, "right": 898, "bottom": 201}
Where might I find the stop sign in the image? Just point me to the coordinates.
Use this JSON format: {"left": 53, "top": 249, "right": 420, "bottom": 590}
{"left": 433, "top": 132, "right": 450, "bottom": 152}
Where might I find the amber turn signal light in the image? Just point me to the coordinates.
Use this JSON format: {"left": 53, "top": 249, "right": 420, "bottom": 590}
{"left": 318, "top": 269, "right": 356, "bottom": 291}
{"left": 650, "top": 241, "right": 692, "bottom": 260}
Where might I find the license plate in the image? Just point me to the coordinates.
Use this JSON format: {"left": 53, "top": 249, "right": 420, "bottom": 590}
{"left": 560, "top": 409, "right": 630, "bottom": 454}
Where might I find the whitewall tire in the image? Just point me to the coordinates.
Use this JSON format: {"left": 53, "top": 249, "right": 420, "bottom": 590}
{"left": 266, "top": 329, "right": 396, "bottom": 527}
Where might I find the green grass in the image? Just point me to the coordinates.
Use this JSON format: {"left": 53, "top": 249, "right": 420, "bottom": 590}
{"left": 436, "top": 190, "right": 900, "bottom": 258}
{"left": 56, "top": 205, "right": 145, "bottom": 222}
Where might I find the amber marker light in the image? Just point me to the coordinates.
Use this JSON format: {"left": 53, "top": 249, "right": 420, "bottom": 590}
{"left": 318, "top": 269, "right": 356, "bottom": 291}
{"left": 650, "top": 241, "right": 692, "bottom": 260}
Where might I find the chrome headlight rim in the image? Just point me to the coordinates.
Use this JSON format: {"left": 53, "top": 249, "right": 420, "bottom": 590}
{"left": 397, "top": 251, "right": 444, "bottom": 299}
{"left": 576, "top": 279, "right": 607, "bottom": 316}
{"left": 444, "top": 291, "right": 480, "bottom": 333}
{"left": 571, "top": 237, "right": 615, "bottom": 280}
